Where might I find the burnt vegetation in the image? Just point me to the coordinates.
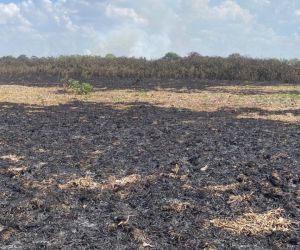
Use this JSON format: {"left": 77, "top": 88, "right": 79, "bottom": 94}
{"left": 0, "top": 100, "right": 299, "bottom": 249}
{"left": 1, "top": 53, "right": 300, "bottom": 83}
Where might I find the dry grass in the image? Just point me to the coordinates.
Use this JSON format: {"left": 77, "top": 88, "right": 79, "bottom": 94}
{"left": 59, "top": 176, "right": 100, "bottom": 190}
{"left": 110, "top": 174, "right": 142, "bottom": 187}
{"left": 6, "top": 166, "right": 27, "bottom": 176}
{"left": 30, "top": 173, "right": 167, "bottom": 194}
{"left": 181, "top": 182, "right": 241, "bottom": 196}
{"left": 210, "top": 208, "right": 292, "bottom": 235}
{"left": 0, "top": 154, "right": 23, "bottom": 162}
{"left": 171, "top": 164, "right": 180, "bottom": 175}
{"left": 205, "top": 183, "right": 239, "bottom": 193}
{"left": 0, "top": 227, "right": 16, "bottom": 241}
{"left": 131, "top": 228, "right": 153, "bottom": 248}
{"left": 181, "top": 183, "right": 195, "bottom": 190}
{"left": 163, "top": 199, "right": 194, "bottom": 212}
{"left": 0, "top": 83, "right": 299, "bottom": 123}
{"left": 23, "top": 178, "right": 55, "bottom": 189}
{"left": 59, "top": 174, "right": 142, "bottom": 190}
{"left": 237, "top": 112, "right": 299, "bottom": 123}
{"left": 202, "top": 243, "right": 218, "bottom": 250}
{"left": 227, "top": 193, "right": 254, "bottom": 204}
{"left": 107, "top": 217, "right": 153, "bottom": 247}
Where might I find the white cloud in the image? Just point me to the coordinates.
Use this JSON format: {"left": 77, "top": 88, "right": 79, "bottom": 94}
{"left": 252, "top": 0, "right": 270, "bottom": 5}
{"left": 41, "top": 0, "right": 53, "bottom": 13}
{"left": 213, "top": 0, "right": 253, "bottom": 23}
{"left": 106, "top": 4, "right": 148, "bottom": 24}
{"left": 295, "top": 10, "right": 300, "bottom": 16}
{"left": 0, "top": 3, "right": 20, "bottom": 23}
{"left": 0, "top": 3, "right": 31, "bottom": 31}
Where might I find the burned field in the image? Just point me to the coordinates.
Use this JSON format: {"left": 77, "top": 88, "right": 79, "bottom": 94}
{"left": 0, "top": 80, "right": 299, "bottom": 249}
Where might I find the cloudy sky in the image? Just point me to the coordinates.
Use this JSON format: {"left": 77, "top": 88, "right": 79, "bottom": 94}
{"left": 1, "top": 0, "right": 300, "bottom": 58}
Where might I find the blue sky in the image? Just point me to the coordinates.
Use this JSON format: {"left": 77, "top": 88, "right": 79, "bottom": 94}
{"left": 1, "top": 0, "right": 300, "bottom": 58}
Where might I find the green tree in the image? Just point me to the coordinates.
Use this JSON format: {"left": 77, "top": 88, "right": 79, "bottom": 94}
{"left": 105, "top": 53, "right": 116, "bottom": 59}
{"left": 163, "top": 52, "right": 181, "bottom": 60}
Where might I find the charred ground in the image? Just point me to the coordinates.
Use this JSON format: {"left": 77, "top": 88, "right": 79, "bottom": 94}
{"left": 0, "top": 80, "right": 299, "bottom": 249}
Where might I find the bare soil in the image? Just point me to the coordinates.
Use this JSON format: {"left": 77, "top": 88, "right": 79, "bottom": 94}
{"left": 0, "top": 79, "right": 299, "bottom": 249}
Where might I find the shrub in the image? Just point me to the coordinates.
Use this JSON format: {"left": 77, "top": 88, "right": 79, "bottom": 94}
{"left": 81, "top": 82, "right": 94, "bottom": 94}
{"left": 65, "top": 79, "right": 93, "bottom": 95}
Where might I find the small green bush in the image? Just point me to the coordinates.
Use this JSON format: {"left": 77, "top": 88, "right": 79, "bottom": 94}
{"left": 81, "top": 82, "right": 94, "bottom": 94}
{"left": 64, "top": 78, "right": 93, "bottom": 94}
{"left": 69, "top": 79, "right": 81, "bottom": 88}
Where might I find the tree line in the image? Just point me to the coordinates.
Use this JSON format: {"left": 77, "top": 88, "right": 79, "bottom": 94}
{"left": 0, "top": 52, "right": 299, "bottom": 82}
